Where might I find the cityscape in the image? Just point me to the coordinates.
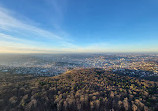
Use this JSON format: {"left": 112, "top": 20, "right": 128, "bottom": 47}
{"left": 0, "top": 54, "right": 157, "bottom": 79}
{"left": 0, "top": 0, "right": 158, "bottom": 110}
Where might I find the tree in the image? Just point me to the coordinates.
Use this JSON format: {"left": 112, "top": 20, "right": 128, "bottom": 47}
{"left": 123, "top": 98, "right": 129, "bottom": 111}
{"left": 132, "top": 103, "right": 137, "bottom": 111}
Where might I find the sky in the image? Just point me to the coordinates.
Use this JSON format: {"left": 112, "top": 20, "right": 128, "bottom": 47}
{"left": 0, "top": 0, "right": 158, "bottom": 53}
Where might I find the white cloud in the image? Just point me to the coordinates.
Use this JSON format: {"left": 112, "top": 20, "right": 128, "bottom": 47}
{"left": 0, "top": 7, "right": 63, "bottom": 40}
{"left": 0, "top": 6, "right": 81, "bottom": 53}
{"left": 0, "top": 6, "right": 157, "bottom": 53}
{"left": 0, "top": 33, "right": 34, "bottom": 43}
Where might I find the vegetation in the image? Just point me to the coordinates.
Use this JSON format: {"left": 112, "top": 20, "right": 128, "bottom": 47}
{"left": 0, "top": 68, "right": 158, "bottom": 111}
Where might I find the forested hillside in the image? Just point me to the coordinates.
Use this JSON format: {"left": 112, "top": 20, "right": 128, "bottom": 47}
{"left": 0, "top": 68, "right": 158, "bottom": 111}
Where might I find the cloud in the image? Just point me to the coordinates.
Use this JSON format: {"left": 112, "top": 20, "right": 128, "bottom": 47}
{"left": 0, "top": 6, "right": 80, "bottom": 53}
{"left": 0, "top": 7, "right": 63, "bottom": 40}
{"left": 0, "top": 33, "right": 36, "bottom": 44}
{"left": 0, "top": 5, "right": 157, "bottom": 53}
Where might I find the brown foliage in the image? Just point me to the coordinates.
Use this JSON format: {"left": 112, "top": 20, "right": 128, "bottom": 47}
{"left": 0, "top": 68, "right": 157, "bottom": 111}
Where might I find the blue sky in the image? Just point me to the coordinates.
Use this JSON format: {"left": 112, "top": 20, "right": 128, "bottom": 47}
{"left": 0, "top": 0, "right": 158, "bottom": 53}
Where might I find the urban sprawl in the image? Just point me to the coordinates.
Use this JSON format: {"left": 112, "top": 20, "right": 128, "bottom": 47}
{"left": 0, "top": 54, "right": 157, "bottom": 78}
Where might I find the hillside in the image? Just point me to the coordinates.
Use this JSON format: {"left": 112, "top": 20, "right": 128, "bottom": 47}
{"left": 0, "top": 68, "right": 158, "bottom": 111}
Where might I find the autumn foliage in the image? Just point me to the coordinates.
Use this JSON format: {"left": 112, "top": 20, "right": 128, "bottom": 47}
{"left": 0, "top": 68, "right": 158, "bottom": 111}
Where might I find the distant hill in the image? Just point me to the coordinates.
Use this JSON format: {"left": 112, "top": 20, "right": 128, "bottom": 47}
{"left": 0, "top": 68, "right": 158, "bottom": 111}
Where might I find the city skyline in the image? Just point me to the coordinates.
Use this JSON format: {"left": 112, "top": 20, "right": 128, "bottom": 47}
{"left": 0, "top": 0, "right": 158, "bottom": 53}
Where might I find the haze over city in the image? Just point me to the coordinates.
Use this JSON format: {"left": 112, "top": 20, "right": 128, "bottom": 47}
{"left": 0, "top": 1, "right": 158, "bottom": 111}
{"left": 0, "top": 0, "right": 158, "bottom": 53}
